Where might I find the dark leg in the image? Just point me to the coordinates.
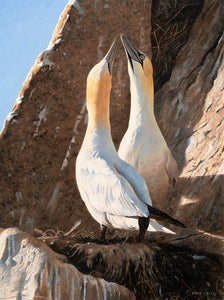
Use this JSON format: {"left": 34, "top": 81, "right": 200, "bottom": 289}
{"left": 138, "top": 217, "right": 150, "bottom": 242}
{"left": 173, "top": 177, "right": 176, "bottom": 188}
{"left": 100, "top": 224, "right": 107, "bottom": 240}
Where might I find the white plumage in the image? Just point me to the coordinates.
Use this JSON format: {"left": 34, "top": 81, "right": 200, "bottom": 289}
{"left": 118, "top": 35, "right": 179, "bottom": 210}
{"left": 76, "top": 126, "right": 174, "bottom": 234}
{"left": 76, "top": 37, "right": 184, "bottom": 241}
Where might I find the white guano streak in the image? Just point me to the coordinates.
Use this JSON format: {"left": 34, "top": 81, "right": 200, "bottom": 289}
{"left": 33, "top": 108, "right": 48, "bottom": 137}
{"left": 97, "top": 36, "right": 104, "bottom": 59}
{"left": 69, "top": 0, "right": 84, "bottom": 14}
{"left": 48, "top": 184, "right": 59, "bottom": 211}
{"left": 15, "top": 192, "right": 23, "bottom": 203}
{"left": 4, "top": 96, "right": 24, "bottom": 126}
{"left": 37, "top": 50, "right": 55, "bottom": 70}
{"left": 61, "top": 101, "right": 86, "bottom": 170}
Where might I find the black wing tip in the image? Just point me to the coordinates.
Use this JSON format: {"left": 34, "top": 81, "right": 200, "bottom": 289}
{"left": 166, "top": 217, "right": 187, "bottom": 228}
{"left": 175, "top": 220, "right": 187, "bottom": 228}
{"left": 148, "top": 205, "right": 187, "bottom": 228}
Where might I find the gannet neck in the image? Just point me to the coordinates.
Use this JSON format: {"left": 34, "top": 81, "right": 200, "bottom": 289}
{"left": 87, "top": 94, "right": 111, "bottom": 131}
{"left": 129, "top": 74, "right": 155, "bottom": 127}
{"left": 86, "top": 61, "right": 111, "bottom": 131}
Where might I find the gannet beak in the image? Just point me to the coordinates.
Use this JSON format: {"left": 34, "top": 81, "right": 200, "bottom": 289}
{"left": 104, "top": 36, "right": 118, "bottom": 75}
{"left": 120, "top": 34, "right": 142, "bottom": 69}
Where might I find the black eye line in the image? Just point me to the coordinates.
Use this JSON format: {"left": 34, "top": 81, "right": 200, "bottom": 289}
{"left": 108, "top": 64, "right": 111, "bottom": 75}
{"left": 127, "top": 51, "right": 134, "bottom": 71}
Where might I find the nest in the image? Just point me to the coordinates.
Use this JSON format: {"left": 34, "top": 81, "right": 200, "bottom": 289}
{"left": 37, "top": 227, "right": 223, "bottom": 299}
{"left": 151, "top": 0, "right": 204, "bottom": 92}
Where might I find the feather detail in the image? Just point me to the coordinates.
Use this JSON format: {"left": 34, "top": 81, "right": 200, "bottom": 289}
{"left": 76, "top": 148, "right": 149, "bottom": 219}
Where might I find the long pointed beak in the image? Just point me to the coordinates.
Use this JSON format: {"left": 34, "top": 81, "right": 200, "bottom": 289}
{"left": 104, "top": 36, "right": 118, "bottom": 74}
{"left": 120, "top": 34, "right": 142, "bottom": 66}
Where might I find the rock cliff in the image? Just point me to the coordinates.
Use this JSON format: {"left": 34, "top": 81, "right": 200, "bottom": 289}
{"left": 0, "top": 228, "right": 134, "bottom": 299}
{"left": 0, "top": 0, "right": 223, "bottom": 298}
{"left": 156, "top": 0, "right": 224, "bottom": 235}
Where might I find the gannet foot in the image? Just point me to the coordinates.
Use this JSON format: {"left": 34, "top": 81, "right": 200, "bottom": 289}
{"left": 100, "top": 224, "right": 107, "bottom": 240}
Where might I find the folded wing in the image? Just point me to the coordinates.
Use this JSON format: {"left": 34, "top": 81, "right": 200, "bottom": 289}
{"left": 77, "top": 157, "right": 149, "bottom": 218}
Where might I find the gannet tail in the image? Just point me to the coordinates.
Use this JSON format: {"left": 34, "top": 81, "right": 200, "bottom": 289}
{"left": 107, "top": 214, "right": 175, "bottom": 234}
{"left": 148, "top": 220, "right": 175, "bottom": 234}
{"left": 148, "top": 205, "right": 186, "bottom": 228}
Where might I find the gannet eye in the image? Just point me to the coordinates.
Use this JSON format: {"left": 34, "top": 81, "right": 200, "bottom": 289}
{"left": 140, "top": 54, "right": 145, "bottom": 60}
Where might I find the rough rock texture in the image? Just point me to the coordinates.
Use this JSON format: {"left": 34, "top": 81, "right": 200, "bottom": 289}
{"left": 151, "top": 0, "right": 204, "bottom": 91}
{"left": 155, "top": 0, "right": 224, "bottom": 237}
{"left": 0, "top": 228, "right": 135, "bottom": 299}
{"left": 0, "top": 0, "right": 152, "bottom": 234}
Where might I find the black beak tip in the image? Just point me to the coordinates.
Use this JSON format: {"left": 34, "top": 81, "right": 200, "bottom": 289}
{"left": 120, "top": 34, "right": 127, "bottom": 47}
{"left": 119, "top": 34, "right": 142, "bottom": 70}
{"left": 104, "top": 36, "right": 119, "bottom": 74}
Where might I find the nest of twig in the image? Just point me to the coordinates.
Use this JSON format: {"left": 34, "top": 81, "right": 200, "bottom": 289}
{"left": 151, "top": 0, "right": 204, "bottom": 92}
{"left": 36, "top": 226, "right": 223, "bottom": 299}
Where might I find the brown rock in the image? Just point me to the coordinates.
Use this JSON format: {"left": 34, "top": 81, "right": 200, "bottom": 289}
{"left": 0, "top": 227, "right": 135, "bottom": 299}
{"left": 155, "top": 0, "right": 224, "bottom": 237}
{"left": 0, "top": 0, "right": 152, "bottom": 234}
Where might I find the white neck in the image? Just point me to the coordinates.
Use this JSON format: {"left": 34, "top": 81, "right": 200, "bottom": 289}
{"left": 129, "top": 78, "right": 155, "bottom": 129}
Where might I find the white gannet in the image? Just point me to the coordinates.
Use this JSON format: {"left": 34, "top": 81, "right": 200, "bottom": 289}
{"left": 76, "top": 37, "right": 185, "bottom": 242}
{"left": 118, "top": 34, "right": 179, "bottom": 210}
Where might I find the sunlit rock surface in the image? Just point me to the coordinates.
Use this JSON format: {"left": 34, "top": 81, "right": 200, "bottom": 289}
{"left": 155, "top": 0, "right": 224, "bottom": 238}
{"left": 0, "top": 228, "right": 135, "bottom": 299}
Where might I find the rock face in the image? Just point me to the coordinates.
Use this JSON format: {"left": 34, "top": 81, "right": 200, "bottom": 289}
{"left": 0, "top": 0, "right": 224, "bottom": 298}
{"left": 0, "top": 0, "right": 152, "bottom": 234}
{"left": 0, "top": 228, "right": 135, "bottom": 299}
{"left": 155, "top": 0, "right": 224, "bottom": 235}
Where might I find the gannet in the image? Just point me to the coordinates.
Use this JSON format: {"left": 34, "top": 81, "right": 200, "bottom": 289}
{"left": 118, "top": 34, "right": 179, "bottom": 210}
{"left": 76, "top": 37, "right": 185, "bottom": 242}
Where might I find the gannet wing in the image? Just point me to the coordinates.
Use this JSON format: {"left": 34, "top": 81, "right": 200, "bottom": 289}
{"left": 76, "top": 158, "right": 149, "bottom": 218}
{"left": 165, "top": 149, "right": 179, "bottom": 187}
{"left": 115, "top": 159, "right": 186, "bottom": 229}
{"left": 114, "top": 158, "right": 152, "bottom": 206}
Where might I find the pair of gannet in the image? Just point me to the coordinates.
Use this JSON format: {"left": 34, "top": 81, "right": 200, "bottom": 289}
{"left": 76, "top": 35, "right": 184, "bottom": 241}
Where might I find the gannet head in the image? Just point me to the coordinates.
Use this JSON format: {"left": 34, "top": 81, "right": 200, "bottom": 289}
{"left": 87, "top": 36, "right": 118, "bottom": 103}
{"left": 120, "top": 34, "right": 153, "bottom": 95}
{"left": 86, "top": 36, "right": 118, "bottom": 127}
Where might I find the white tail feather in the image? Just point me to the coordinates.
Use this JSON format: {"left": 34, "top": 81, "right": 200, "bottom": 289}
{"left": 148, "top": 220, "right": 175, "bottom": 234}
{"left": 107, "top": 215, "right": 175, "bottom": 234}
